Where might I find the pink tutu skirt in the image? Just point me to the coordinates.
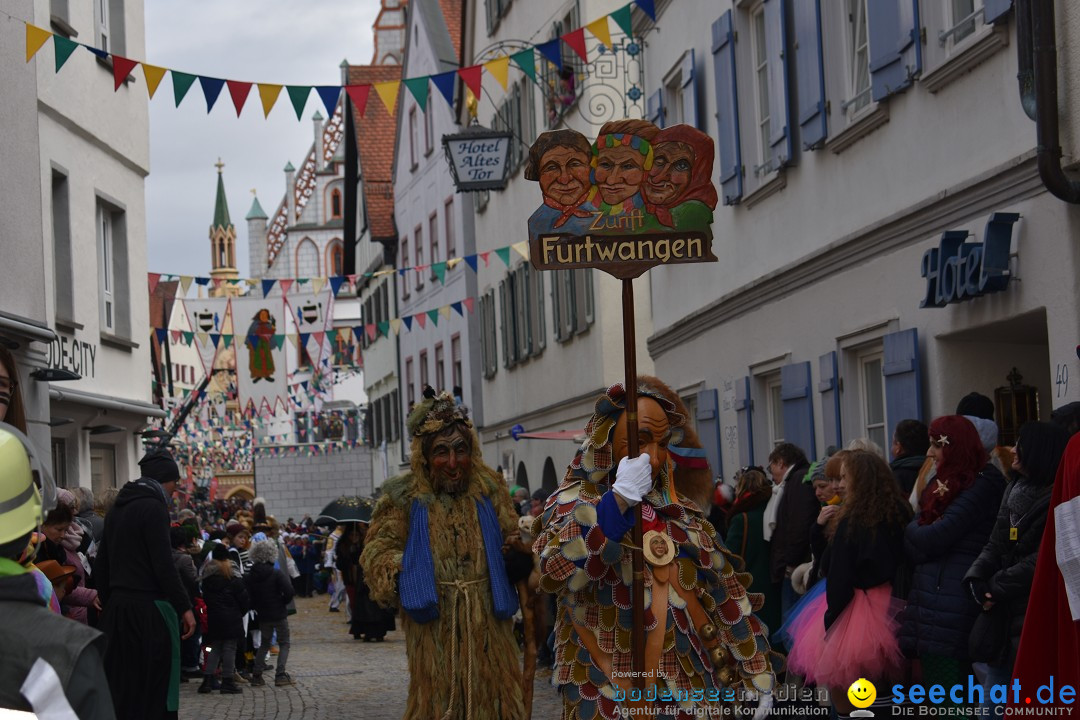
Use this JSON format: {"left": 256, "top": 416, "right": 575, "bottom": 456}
{"left": 784, "top": 583, "right": 905, "bottom": 689}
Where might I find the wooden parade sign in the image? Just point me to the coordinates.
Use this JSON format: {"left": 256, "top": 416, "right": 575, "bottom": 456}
{"left": 526, "top": 121, "right": 719, "bottom": 279}
{"left": 525, "top": 120, "right": 720, "bottom": 693}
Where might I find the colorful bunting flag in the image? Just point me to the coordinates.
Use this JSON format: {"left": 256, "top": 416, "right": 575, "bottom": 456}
{"left": 172, "top": 71, "right": 197, "bottom": 107}
{"left": 458, "top": 66, "right": 483, "bottom": 100}
{"left": 586, "top": 17, "right": 613, "bottom": 48}
{"left": 415, "top": 313, "right": 426, "bottom": 329}
{"left": 451, "top": 301, "right": 463, "bottom": 316}
{"left": 536, "top": 39, "right": 562, "bottom": 69}
{"left": 610, "top": 4, "right": 634, "bottom": 37}
{"left": 403, "top": 76, "right": 429, "bottom": 112}
{"left": 431, "top": 262, "right": 447, "bottom": 284}
{"left": 25, "top": 25, "right": 50, "bottom": 63}
{"left": 142, "top": 63, "right": 167, "bottom": 99}
{"left": 485, "top": 57, "right": 511, "bottom": 90}
{"left": 511, "top": 49, "right": 536, "bottom": 82}
{"left": 562, "top": 28, "right": 588, "bottom": 63}
{"left": 53, "top": 35, "right": 78, "bottom": 73}
{"left": 226, "top": 80, "right": 252, "bottom": 116}
{"left": 431, "top": 71, "right": 456, "bottom": 106}
{"left": 259, "top": 84, "right": 282, "bottom": 117}
{"left": 113, "top": 56, "right": 138, "bottom": 91}
{"left": 636, "top": 0, "right": 656, "bottom": 21}
{"left": 287, "top": 86, "right": 311, "bottom": 120}
{"left": 512, "top": 241, "right": 530, "bottom": 260}
{"left": 374, "top": 81, "right": 400, "bottom": 114}
{"left": 495, "top": 247, "right": 512, "bottom": 267}
{"left": 463, "top": 297, "right": 476, "bottom": 314}
{"left": 346, "top": 85, "right": 370, "bottom": 117}
{"left": 316, "top": 86, "right": 342, "bottom": 116}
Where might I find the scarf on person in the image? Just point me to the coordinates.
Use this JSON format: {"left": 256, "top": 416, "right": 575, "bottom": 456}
{"left": 543, "top": 196, "right": 592, "bottom": 228}
{"left": 398, "top": 496, "right": 517, "bottom": 624}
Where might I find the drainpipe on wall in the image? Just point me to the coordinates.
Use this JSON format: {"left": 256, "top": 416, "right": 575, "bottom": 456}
{"left": 1020, "top": 0, "right": 1080, "bottom": 203}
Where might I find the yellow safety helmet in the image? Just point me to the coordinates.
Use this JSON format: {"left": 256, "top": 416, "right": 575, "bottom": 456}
{"left": 0, "top": 423, "right": 56, "bottom": 546}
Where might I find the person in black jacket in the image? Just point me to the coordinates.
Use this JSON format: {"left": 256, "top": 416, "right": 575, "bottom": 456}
{"left": 97, "top": 448, "right": 195, "bottom": 719}
{"left": 890, "top": 419, "right": 930, "bottom": 497}
{"left": 784, "top": 450, "right": 912, "bottom": 715}
{"left": 197, "top": 545, "right": 250, "bottom": 695}
{"left": 964, "top": 421, "right": 1069, "bottom": 703}
{"left": 245, "top": 540, "right": 295, "bottom": 687}
{"left": 900, "top": 416, "right": 1005, "bottom": 698}
{"left": 765, "top": 443, "right": 816, "bottom": 622}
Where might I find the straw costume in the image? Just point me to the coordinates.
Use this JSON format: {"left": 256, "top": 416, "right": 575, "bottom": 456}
{"left": 534, "top": 378, "right": 780, "bottom": 719}
{"left": 360, "top": 390, "right": 526, "bottom": 720}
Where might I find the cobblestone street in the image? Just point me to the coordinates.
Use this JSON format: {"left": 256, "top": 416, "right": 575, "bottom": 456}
{"left": 179, "top": 595, "right": 563, "bottom": 719}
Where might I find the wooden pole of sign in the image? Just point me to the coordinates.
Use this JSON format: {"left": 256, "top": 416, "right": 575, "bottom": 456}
{"left": 620, "top": 278, "right": 646, "bottom": 692}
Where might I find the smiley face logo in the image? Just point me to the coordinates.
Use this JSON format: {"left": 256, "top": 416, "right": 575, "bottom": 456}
{"left": 847, "top": 678, "right": 876, "bottom": 709}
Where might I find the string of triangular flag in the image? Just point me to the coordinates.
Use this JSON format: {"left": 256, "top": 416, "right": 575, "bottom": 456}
{"left": 24, "top": 0, "right": 654, "bottom": 120}
{"left": 149, "top": 240, "right": 530, "bottom": 299}
{"left": 152, "top": 294, "right": 476, "bottom": 348}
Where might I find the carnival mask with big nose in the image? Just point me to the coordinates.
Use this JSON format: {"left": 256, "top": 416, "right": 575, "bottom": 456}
{"left": 611, "top": 397, "right": 673, "bottom": 492}
{"left": 539, "top": 146, "right": 591, "bottom": 206}
{"left": 427, "top": 425, "right": 473, "bottom": 494}
{"left": 594, "top": 146, "right": 647, "bottom": 206}
{"left": 645, "top": 142, "right": 694, "bottom": 206}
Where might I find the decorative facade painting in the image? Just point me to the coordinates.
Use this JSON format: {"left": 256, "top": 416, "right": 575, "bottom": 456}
{"left": 526, "top": 121, "right": 718, "bottom": 278}
{"left": 232, "top": 296, "right": 288, "bottom": 416}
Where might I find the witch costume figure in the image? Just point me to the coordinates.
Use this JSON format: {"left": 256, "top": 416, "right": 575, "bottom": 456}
{"left": 534, "top": 377, "right": 780, "bottom": 720}
{"left": 586, "top": 119, "right": 659, "bottom": 226}
{"left": 360, "top": 389, "right": 529, "bottom": 719}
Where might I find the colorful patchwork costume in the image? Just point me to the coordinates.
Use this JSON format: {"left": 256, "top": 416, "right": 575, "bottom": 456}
{"left": 533, "top": 380, "right": 780, "bottom": 719}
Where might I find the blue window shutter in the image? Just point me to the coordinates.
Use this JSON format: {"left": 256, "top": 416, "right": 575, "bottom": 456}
{"left": 764, "top": 0, "right": 792, "bottom": 168}
{"left": 680, "top": 49, "right": 699, "bottom": 129}
{"left": 734, "top": 376, "right": 754, "bottom": 466}
{"left": 696, "top": 388, "right": 722, "bottom": 478}
{"left": 711, "top": 11, "right": 743, "bottom": 205}
{"left": 781, "top": 361, "right": 816, "bottom": 460}
{"left": 647, "top": 89, "right": 665, "bottom": 127}
{"left": 793, "top": 0, "right": 827, "bottom": 149}
{"left": 984, "top": 0, "right": 1012, "bottom": 24}
{"left": 867, "top": 0, "right": 922, "bottom": 102}
{"left": 818, "top": 351, "right": 841, "bottom": 451}
{"left": 883, "top": 329, "right": 924, "bottom": 438}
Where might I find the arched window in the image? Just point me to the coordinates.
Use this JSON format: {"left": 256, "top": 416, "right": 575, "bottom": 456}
{"left": 330, "top": 189, "right": 342, "bottom": 220}
{"left": 217, "top": 239, "right": 226, "bottom": 268}
{"left": 329, "top": 242, "right": 344, "bottom": 277}
{"left": 296, "top": 238, "right": 319, "bottom": 277}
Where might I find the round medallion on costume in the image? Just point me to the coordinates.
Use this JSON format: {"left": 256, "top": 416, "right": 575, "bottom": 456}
{"left": 642, "top": 530, "right": 676, "bottom": 566}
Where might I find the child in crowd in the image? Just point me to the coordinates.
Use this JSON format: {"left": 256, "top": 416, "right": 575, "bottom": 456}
{"left": 198, "top": 544, "right": 250, "bottom": 695}
{"left": 245, "top": 540, "right": 295, "bottom": 687}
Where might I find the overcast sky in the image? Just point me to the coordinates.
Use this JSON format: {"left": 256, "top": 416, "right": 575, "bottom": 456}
{"left": 145, "top": 0, "right": 380, "bottom": 279}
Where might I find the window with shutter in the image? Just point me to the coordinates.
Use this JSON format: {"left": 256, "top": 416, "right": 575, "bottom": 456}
{"left": 735, "top": 376, "right": 755, "bottom": 466}
{"left": 551, "top": 270, "right": 564, "bottom": 342}
{"left": 711, "top": 11, "right": 743, "bottom": 204}
{"left": 531, "top": 267, "right": 546, "bottom": 352}
{"left": 582, "top": 269, "right": 595, "bottom": 327}
{"left": 883, "top": 328, "right": 923, "bottom": 431}
{"left": 818, "top": 351, "right": 842, "bottom": 450}
{"left": 793, "top": 0, "right": 828, "bottom": 149}
{"left": 780, "top": 362, "right": 816, "bottom": 459}
{"left": 762, "top": 0, "right": 792, "bottom": 172}
{"left": 696, "top": 389, "right": 723, "bottom": 477}
{"left": 750, "top": 7, "right": 772, "bottom": 176}
{"left": 499, "top": 280, "right": 510, "bottom": 367}
{"left": 843, "top": 0, "right": 873, "bottom": 117}
{"left": 867, "top": 0, "right": 922, "bottom": 102}
{"left": 647, "top": 89, "right": 665, "bottom": 127}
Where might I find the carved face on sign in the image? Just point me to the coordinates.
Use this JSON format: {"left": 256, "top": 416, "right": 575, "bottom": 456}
{"left": 645, "top": 141, "right": 694, "bottom": 206}
{"left": 594, "top": 146, "right": 647, "bottom": 206}
{"left": 539, "top": 146, "right": 591, "bottom": 206}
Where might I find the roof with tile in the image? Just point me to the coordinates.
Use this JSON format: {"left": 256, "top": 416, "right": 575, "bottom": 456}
{"left": 437, "top": 0, "right": 463, "bottom": 62}
{"left": 347, "top": 64, "right": 402, "bottom": 242}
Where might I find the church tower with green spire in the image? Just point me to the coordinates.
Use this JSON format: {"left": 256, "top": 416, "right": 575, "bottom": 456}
{"left": 209, "top": 159, "right": 240, "bottom": 297}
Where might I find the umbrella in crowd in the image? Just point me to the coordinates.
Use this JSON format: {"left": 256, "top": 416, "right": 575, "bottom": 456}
{"left": 316, "top": 495, "right": 374, "bottom": 525}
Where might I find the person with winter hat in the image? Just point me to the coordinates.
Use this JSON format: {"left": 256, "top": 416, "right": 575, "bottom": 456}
{"left": 244, "top": 540, "right": 295, "bottom": 687}
{"left": 97, "top": 446, "right": 195, "bottom": 719}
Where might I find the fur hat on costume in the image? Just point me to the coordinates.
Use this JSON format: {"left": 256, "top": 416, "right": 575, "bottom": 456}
{"left": 407, "top": 387, "right": 471, "bottom": 437}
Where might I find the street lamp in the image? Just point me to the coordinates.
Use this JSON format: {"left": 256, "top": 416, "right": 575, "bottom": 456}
{"left": 441, "top": 124, "right": 515, "bottom": 192}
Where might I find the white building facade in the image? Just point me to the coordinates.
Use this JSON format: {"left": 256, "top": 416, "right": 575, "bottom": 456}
{"left": 393, "top": 0, "right": 483, "bottom": 444}
{"left": 640, "top": 0, "right": 1080, "bottom": 479}
{"left": 462, "top": 0, "right": 655, "bottom": 493}
{"left": 35, "top": 0, "right": 163, "bottom": 491}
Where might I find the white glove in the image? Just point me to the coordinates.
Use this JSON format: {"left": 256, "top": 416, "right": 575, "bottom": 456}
{"left": 752, "top": 693, "right": 773, "bottom": 720}
{"left": 612, "top": 454, "right": 653, "bottom": 506}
